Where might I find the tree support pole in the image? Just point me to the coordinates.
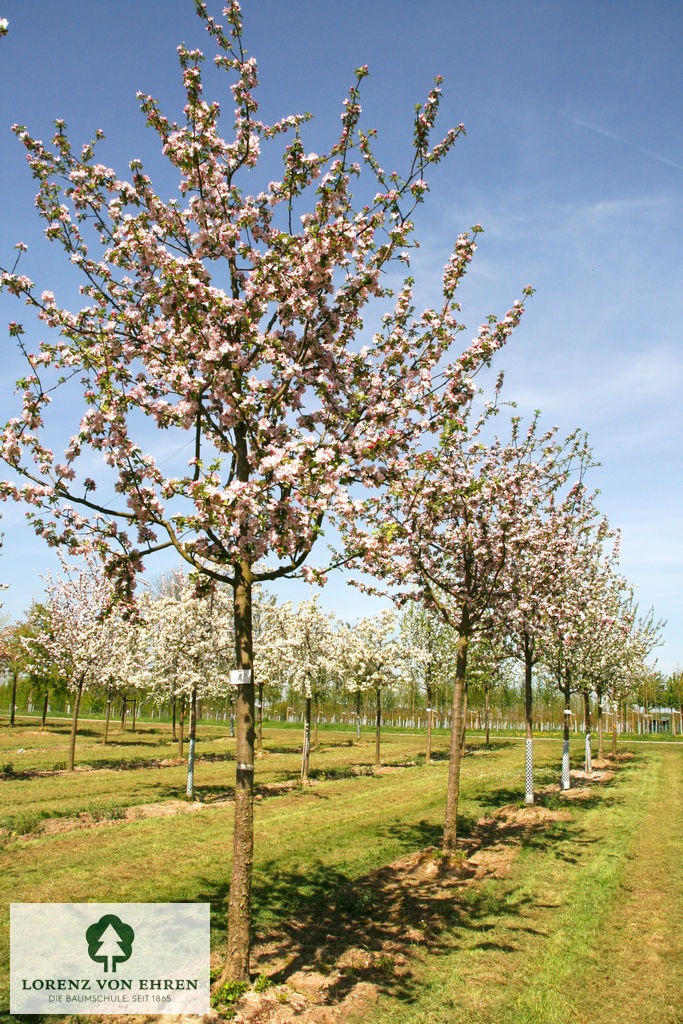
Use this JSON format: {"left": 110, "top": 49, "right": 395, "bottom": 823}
{"left": 313, "top": 693, "right": 319, "bottom": 748}
{"left": 443, "top": 619, "right": 468, "bottom": 853}
{"left": 9, "top": 670, "right": 17, "bottom": 727}
{"left": 301, "top": 695, "right": 311, "bottom": 783}
{"left": 459, "top": 678, "right": 468, "bottom": 758}
{"left": 375, "top": 687, "right": 381, "bottom": 767}
{"left": 484, "top": 681, "right": 490, "bottom": 748}
{"left": 562, "top": 685, "right": 571, "bottom": 791}
{"left": 178, "top": 697, "right": 185, "bottom": 759}
{"left": 583, "top": 690, "right": 592, "bottom": 776}
{"left": 103, "top": 689, "right": 112, "bottom": 745}
{"left": 256, "top": 679, "right": 263, "bottom": 756}
{"left": 186, "top": 685, "right": 197, "bottom": 799}
{"left": 68, "top": 676, "right": 85, "bottom": 772}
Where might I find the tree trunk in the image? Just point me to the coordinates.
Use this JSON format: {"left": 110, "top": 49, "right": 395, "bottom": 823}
{"left": 611, "top": 681, "right": 618, "bottom": 757}
{"left": 131, "top": 697, "right": 137, "bottom": 732}
{"left": 524, "top": 642, "right": 534, "bottom": 805}
{"left": 120, "top": 696, "right": 127, "bottom": 731}
{"left": 41, "top": 689, "right": 49, "bottom": 731}
{"left": 217, "top": 558, "right": 255, "bottom": 987}
{"left": 178, "top": 697, "right": 186, "bottom": 759}
{"left": 67, "top": 676, "right": 85, "bottom": 772}
{"left": 484, "top": 681, "right": 490, "bottom": 747}
{"left": 562, "top": 682, "right": 571, "bottom": 790}
{"left": 172, "top": 697, "right": 177, "bottom": 741}
{"left": 186, "top": 685, "right": 197, "bottom": 799}
{"left": 9, "top": 669, "right": 18, "bottom": 726}
{"left": 103, "top": 689, "right": 112, "bottom": 745}
{"left": 375, "top": 687, "right": 382, "bottom": 767}
{"left": 443, "top": 618, "right": 468, "bottom": 853}
{"left": 583, "top": 690, "right": 592, "bottom": 775}
{"left": 426, "top": 679, "right": 433, "bottom": 764}
{"left": 596, "top": 685, "right": 604, "bottom": 759}
{"left": 301, "top": 694, "right": 311, "bottom": 783}
{"left": 356, "top": 689, "right": 361, "bottom": 741}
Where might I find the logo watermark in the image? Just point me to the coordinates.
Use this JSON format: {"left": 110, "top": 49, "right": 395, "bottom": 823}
{"left": 11, "top": 903, "right": 209, "bottom": 1014}
{"left": 86, "top": 913, "right": 135, "bottom": 972}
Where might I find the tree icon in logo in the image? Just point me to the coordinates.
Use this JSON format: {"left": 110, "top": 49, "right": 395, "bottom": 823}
{"left": 86, "top": 914, "right": 135, "bottom": 973}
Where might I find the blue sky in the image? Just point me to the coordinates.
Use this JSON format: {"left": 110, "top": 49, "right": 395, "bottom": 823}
{"left": 0, "top": 1, "right": 681, "bottom": 671}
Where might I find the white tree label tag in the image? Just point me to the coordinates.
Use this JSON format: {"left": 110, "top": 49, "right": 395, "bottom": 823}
{"left": 229, "top": 669, "right": 252, "bottom": 687}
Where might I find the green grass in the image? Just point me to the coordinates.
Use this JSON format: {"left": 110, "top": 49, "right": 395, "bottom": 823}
{"left": 0, "top": 731, "right": 563, "bottom": 1012}
{"left": 0, "top": 723, "right": 455, "bottom": 834}
{"left": 0, "top": 721, "right": 679, "bottom": 1023}
{"left": 364, "top": 747, "right": 682, "bottom": 1024}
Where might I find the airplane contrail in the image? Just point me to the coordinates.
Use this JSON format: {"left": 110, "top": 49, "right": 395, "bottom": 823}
{"left": 571, "top": 116, "right": 683, "bottom": 172}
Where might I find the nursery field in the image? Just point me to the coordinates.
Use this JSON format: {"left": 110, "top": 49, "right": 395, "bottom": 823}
{"left": 0, "top": 721, "right": 680, "bottom": 1024}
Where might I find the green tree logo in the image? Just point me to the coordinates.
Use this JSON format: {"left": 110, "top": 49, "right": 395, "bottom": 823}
{"left": 86, "top": 914, "right": 135, "bottom": 973}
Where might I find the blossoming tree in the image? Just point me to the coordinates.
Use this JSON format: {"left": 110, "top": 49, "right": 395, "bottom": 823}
{"left": 344, "top": 388, "right": 547, "bottom": 849}
{"left": 541, "top": 501, "right": 619, "bottom": 789}
{"left": 497, "top": 421, "right": 595, "bottom": 802}
{"left": 399, "top": 601, "right": 457, "bottom": 762}
{"left": 141, "top": 572, "right": 231, "bottom": 796}
{"left": 337, "top": 610, "right": 402, "bottom": 767}
{"left": 464, "top": 632, "right": 509, "bottom": 748}
{"left": 276, "top": 598, "right": 336, "bottom": 782}
{"left": 0, "top": 0, "right": 527, "bottom": 981}
{"left": 24, "top": 551, "right": 116, "bottom": 770}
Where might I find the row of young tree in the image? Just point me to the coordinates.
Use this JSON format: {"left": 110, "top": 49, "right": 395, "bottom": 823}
{"left": 2, "top": 523, "right": 664, "bottom": 790}
{"left": 0, "top": 0, "right": 668, "bottom": 984}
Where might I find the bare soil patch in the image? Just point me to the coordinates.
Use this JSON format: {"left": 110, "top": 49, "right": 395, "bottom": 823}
{"left": 6, "top": 779, "right": 303, "bottom": 843}
{"left": 371, "top": 761, "right": 417, "bottom": 774}
{"left": 570, "top": 768, "right": 615, "bottom": 783}
{"left": 211, "top": 791, "right": 596, "bottom": 1023}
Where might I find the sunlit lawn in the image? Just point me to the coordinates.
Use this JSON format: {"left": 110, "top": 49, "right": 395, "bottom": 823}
{"left": 0, "top": 719, "right": 679, "bottom": 1023}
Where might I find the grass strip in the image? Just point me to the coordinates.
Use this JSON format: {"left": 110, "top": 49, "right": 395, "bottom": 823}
{"left": 365, "top": 748, "right": 681, "bottom": 1024}
{"left": 0, "top": 739, "right": 553, "bottom": 1012}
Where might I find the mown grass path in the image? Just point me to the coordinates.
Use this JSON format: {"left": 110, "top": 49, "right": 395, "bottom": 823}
{"left": 364, "top": 747, "right": 681, "bottom": 1024}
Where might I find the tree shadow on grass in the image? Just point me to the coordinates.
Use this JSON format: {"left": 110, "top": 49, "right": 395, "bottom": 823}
{"left": 10, "top": 749, "right": 239, "bottom": 778}
{"left": 260, "top": 744, "right": 305, "bottom": 756}
{"left": 474, "top": 785, "right": 526, "bottom": 811}
{"left": 465, "top": 740, "right": 515, "bottom": 754}
{"left": 516, "top": 820, "right": 598, "bottom": 865}
{"left": 203, "top": 860, "right": 532, "bottom": 1006}
{"left": 197, "top": 807, "right": 578, "bottom": 1010}
{"left": 420, "top": 740, "right": 519, "bottom": 764}
{"left": 307, "top": 765, "right": 369, "bottom": 782}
